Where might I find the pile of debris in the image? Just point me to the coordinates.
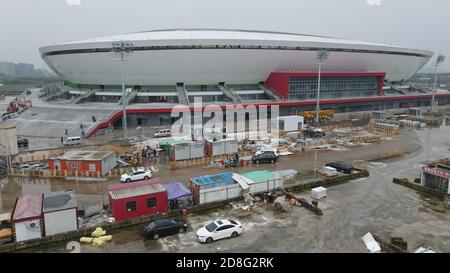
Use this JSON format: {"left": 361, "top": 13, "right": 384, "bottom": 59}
{"left": 253, "top": 188, "right": 323, "bottom": 216}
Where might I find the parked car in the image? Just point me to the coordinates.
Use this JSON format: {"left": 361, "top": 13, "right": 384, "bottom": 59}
{"left": 325, "top": 161, "right": 353, "bottom": 174}
{"left": 19, "top": 163, "right": 31, "bottom": 169}
{"left": 254, "top": 149, "right": 279, "bottom": 158}
{"left": 120, "top": 168, "right": 152, "bottom": 183}
{"left": 63, "top": 136, "right": 82, "bottom": 146}
{"left": 17, "top": 138, "right": 29, "bottom": 148}
{"left": 251, "top": 152, "right": 278, "bottom": 164}
{"left": 154, "top": 129, "right": 171, "bottom": 138}
{"left": 196, "top": 219, "right": 243, "bottom": 243}
{"left": 29, "top": 162, "right": 48, "bottom": 169}
{"left": 144, "top": 218, "right": 188, "bottom": 240}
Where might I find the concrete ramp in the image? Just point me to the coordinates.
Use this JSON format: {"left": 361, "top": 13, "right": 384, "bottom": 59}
{"left": 4, "top": 105, "right": 114, "bottom": 138}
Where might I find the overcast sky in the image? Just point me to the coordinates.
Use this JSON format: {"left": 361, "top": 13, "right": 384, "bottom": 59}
{"left": 1, "top": 0, "right": 449, "bottom": 71}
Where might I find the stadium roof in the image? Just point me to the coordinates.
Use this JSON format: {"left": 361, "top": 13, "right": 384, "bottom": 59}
{"left": 47, "top": 28, "right": 431, "bottom": 56}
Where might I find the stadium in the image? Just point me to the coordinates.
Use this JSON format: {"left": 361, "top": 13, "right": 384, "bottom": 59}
{"left": 40, "top": 28, "right": 432, "bottom": 86}
{"left": 34, "top": 29, "right": 450, "bottom": 137}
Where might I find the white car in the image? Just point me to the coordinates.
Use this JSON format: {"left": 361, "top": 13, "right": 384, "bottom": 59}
{"left": 154, "top": 129, "right": 171, "bottom": 138}
{"left": 120, "top": 168, "right": 152, "bottom": 183}
{"left": 196, "top": 219, "right": 243, "bottom": 243}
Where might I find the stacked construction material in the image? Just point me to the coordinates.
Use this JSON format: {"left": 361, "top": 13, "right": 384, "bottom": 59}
{"left": 80, "top": 227, "right": 112, "bottom": 247}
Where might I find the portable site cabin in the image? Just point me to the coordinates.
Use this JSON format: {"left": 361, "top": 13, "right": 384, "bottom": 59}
{"left": 277, "top": 115, "right": 304, "bottom": 132}
{"left": 169, "top": 141, "right": 205, "bottom": 161}
{"left": 189, "top": 173, "right": 236, "bottom": 205}
{"left": 158, "top": 138, "right": 188, "bottom": 150}
{"left": 11, "top": 194, "right": 43, "bottom": 242}
{"left": 48, "top": 150, "right": 117, "bottom": 176}
{"left": 43, "top": 190, "right": 78, "bottom": 236}
{"left": 190, "top": 171, "right": 284, "bottom": 205}
{"left": 108, "top": 179, "right": 168, "bottom": 221}
{"left": 239, "top": 171, "right": 284, "bottom": 193}
{"left": 420, "top": 165, "right": 450, "bottom": 195}
{"left": 205, "top": 139, "right": 238, "bottom": 157}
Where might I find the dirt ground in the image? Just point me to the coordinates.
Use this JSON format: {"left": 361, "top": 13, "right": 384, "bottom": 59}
{"left": 0, "top": 128, "right": 421, "bottom": 214}
{"left": 10, "top": 125, "right": 450, "bottom": 253}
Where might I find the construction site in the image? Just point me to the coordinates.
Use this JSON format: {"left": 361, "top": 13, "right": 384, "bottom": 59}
{"left": 1, "top": 85, "right": 450, "bottom": 252}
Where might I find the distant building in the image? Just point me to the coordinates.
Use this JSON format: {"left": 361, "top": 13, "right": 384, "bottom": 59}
{"left": 420, "top": 165, "right": 450, "bottom": 194}
{"left": 14, "top": 63, "right": 34, "bottom": 78}
{"left": 48, "top": 150, "right": 117, "bottom": 176}
{"left": 0, "top": 61, "right": 16, "bottom": 76}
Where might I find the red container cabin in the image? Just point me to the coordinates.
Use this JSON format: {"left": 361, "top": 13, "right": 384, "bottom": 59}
{"left": 108, "top": 179, "right": 168, "bottom": 221}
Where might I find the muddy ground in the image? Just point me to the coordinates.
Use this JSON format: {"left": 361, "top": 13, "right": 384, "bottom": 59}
{"left": 7, "top": 125, "right": 450, "bottom": 253}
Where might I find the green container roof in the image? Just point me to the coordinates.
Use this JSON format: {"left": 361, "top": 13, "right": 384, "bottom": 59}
{"left": 241, "top": 170, "right": 274, "bottom": 182}
{"left": 158, "top": 138, "right": 190, "bottom": 146}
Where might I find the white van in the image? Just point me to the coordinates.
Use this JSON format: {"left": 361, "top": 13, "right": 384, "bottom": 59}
{"left": 154, "top": 129, "right": 171, "bottom": 138}
{"left": 63, "top": 136, "right": 82, "bottom": 146}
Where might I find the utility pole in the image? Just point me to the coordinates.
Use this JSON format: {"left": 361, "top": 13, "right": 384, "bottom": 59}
{"left": 112, "top": 41, "right": 134, "bottom": 146}
{"left": 315, "top": 50, "right": 329, "bottom": 123}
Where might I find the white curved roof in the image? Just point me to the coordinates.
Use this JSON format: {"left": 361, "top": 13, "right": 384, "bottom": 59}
{"left": 40, "top": 28, "right": 432, "bottom": 57}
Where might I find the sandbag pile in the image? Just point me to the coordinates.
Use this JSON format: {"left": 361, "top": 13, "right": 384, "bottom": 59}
{"left": 80, "top": 227, "right": 113, "bottom": 247}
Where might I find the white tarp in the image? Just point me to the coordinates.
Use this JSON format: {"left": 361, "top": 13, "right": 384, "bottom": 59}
{"left": 414, "top": 247, "right": 438, "bottom": 253}
{"left": 362, "top": 232, "right": 381, "bottom": 253}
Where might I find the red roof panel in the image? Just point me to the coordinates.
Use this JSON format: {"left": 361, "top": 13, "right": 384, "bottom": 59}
{"left": 12, "top": 194, "right": 43, "bottom": 222}
{"left": 107, "top": 178, "right": 160, "bottom": 191}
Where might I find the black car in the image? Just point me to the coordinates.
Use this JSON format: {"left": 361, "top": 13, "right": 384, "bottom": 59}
{"left": 252, "top": 152, "right": 278, "bottom": 164}
{"left": 144, "top": 218, "right": 187, "bottom": 240}
{"left": 325, "top": 161, "right": 353, "bottom": 174}
{"left": 17, "top": 138, "right": 29, "bottom": 148}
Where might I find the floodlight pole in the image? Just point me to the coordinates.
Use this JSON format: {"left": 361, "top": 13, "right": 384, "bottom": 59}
{"left": 315, "top": 50, "right": 329, "bottom": 124}
{"left": 431, "top": 54, "right": 445, "bottom": 111}
{"left": 112, "top": 41, "right": 134, "bottom": 146}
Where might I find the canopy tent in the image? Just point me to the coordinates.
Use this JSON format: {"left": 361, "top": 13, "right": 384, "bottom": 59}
{"left": 164, "top": 182, "right": 192, "bottom": 200}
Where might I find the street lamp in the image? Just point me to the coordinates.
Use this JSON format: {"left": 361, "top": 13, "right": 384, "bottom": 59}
{"left": 315, "top": 49, "right": 329, "bottom": 123}
{"left": 431, "top": 54, "right": 445, "bottom": 111}
{"left": 112, "top": 40, "right": 134, "bottom": 145}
